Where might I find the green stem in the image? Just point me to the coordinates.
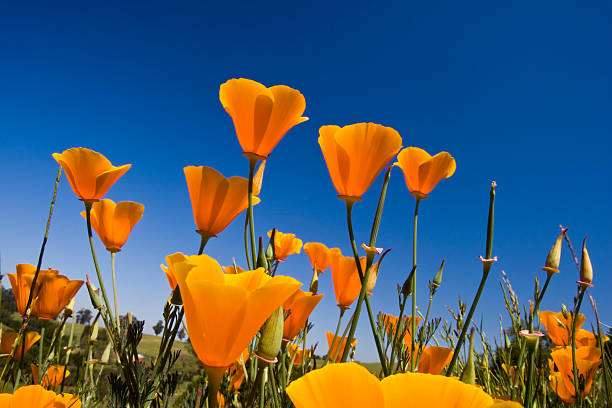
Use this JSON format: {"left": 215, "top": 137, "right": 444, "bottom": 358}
{"left": 247, "top": 158, "right": 258, "bottom": 268}
{"left": 244, "top": 214, "right": 253, "bottom": 270}
{"left": 325, "top": 309, "right": 345, "bottom": 364}
{"left": 85, "top": 202, "right": 117, "bottom": 330}
{"left": 111, "top": 251, "right": 120, "bottom": 326}
{"left": 410, "top": 198, "right": 420, "bottom": 371}
{"left": 446, "top": 182, "right": 496, "bottom": 376}
{"left": 571, "top": 286, "right": 587, "bottom": 402}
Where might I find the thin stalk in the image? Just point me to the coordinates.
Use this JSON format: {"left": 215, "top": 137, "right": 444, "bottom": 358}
{"left": 446, "top": 182, "right": 496, "bottom": 376}
{"left": 590, "top": 295, "right": 612, "bottom": 406}
{"left": 247, "top": 158, "right": 258, "bottom": 268}
{"left": 324, "top": 309, "right": 345, "bottom": 364}
{"left": 111, "top": 251, "right": 119, "bottom": 326}
{"left": 410, "top": 198, "right": 420, "bottom": 371}
{"left": 84, "top": 202, "right": 117, "bottom": 330}
{"left": 415, "top": 292, "right": 435, "bottom": 369}
{"left": 571, "top": 286, "right": 587, "bottom": 402}
{"left": 244, "top": 215, "right": 253, "bottom": 270}
{"left": 388, "top": 295, "right": 408, "bottom": 374}
{"left": 60, "top": 315, "right": 76, "bottom": 393}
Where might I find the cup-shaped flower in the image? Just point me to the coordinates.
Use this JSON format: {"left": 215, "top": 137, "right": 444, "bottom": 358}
{"left": 417, "top": 346, "right": 453, "bottom": 374}
{"left": 394, "top": 147, "right": 456, "bottom": 200}
{"left": 304, "top": 242, "right": 339, "bottom": 274}
{"left": 539, "top": 311, "right": 585, "bottom": 346}
{"left": 31, "top": 365, "right": 70, "bottom": 390}
{"left": 282, "top": 289, "right": 324, "bottom": 341}
{"left": 550, "top": 346, "right": 601, "bottom": 403}
{"left": 268, "top": 230, "right": 303, "bottom": 261}
{"left": 173, "top": 254, "right": 301, "bottom": 368}
{"left": 319, "top": 123, "right": 402, "bottom": 202}
{"left": 7, "top": 264, "right": 59, "bottom": 317}
{"left": 0, "top": 385, "right": 56, "bottom": 407}
{"left": 330, "top": 253, "right": 366, "bottom": 310}
{"left": 219, "top": 78, "right": 308, "bottom": 160}
{"left": 32, "top": 274, "right": 84, "bottom": 320}
{"left": 161, "top": 252, "right": 201, "bottom": 290}
{"left": 286, "top": 362, "right": 503, "bottom": 408}
{"left": 52, "top": 147, "right": 131, "bottom": 202}
{"left": 326, "top": 332, "right": 357, "bottom": 363}
{"left": 79, "top": 199, "right": 144, "bottom": 252}
{"left": 0, "top": 331, "right": 41, "bottom": 361}
{"left": 184, "top": 166, "right": 261, "bottom": 238}
{"left": 288, "top": 344, "right": 311, "bottom": 366}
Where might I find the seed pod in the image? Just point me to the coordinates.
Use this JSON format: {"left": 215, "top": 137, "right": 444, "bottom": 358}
{"left": 256, "top": 306, "right": 284, "bottom": 362}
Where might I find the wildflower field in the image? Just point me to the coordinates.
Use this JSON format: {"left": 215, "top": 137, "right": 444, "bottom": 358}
{"left": 0, "top": 75, "right": 609, "bottom": 408}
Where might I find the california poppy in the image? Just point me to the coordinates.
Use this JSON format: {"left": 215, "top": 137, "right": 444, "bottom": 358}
{"left": 172, "top": 254, "right": 301, "bottom": 380}
{"left": 394, "top": 147, "right": 456, "bottom": 199}
{"left": 549, "top": 346, "right": 601, "bottom": 403}
{"left": 318, "top": 123, "right": 402, "bottom": 202}
{"left": 0, "top": 331, "right": 40, "bottom": 361}
{"left": 282, "top": 289, "right": 324, "bottom": 341}
{"left": 7, "top": 264, "right": 59, "bottom": 317}
{"left": 268, "top": 230, "right": 303, "bottom": 261}
{"left": 54, "top": 392, "right": 82, "bottom": 408}
{"left": 417, "top": 346, "right": 454, "bottom": 375}
{"left": 539, "top": 311, "right": 585, "bottom": 346}
{"left": 286, "top": 362, "right": 503, "bottom": 408}
{"left": 330, "top": 253, "right": 366, "bottom": 310}
{"left": 288, "top": 344, "right": 311, "bottom": 366}
{"left": 52, "top": 147, "right": 131, "bottom": 202}
{"left": 0, "top": 385, "right": 56, "bottom": 407}
{"left": 184, "top": 166, "right": 261, "bottom": 238}
{"left": 32, "top": 274, "right": 84, "bottom": 320}
{"left": 31, "top": 364, "right": 70, "bottom": 390}
{"left": 79, "top": 199, "right": 144, "bottom": 252}
{"left": 304, "top": 243, "right": 339, "bottom": 274}
{"left": 219, "top": 78, "right": 308, "bottom": 160}
{"left": 326, "top": 332, "right": 357, "bottom": 363}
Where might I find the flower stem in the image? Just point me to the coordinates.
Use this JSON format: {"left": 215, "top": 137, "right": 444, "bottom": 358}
{"left": 571, "top": 285, "right": 587, "bottom": 401}
{"left": 325, "top": 309, "right": 345, "bottom": 364}
{"left": 410, "top": 198, "right": 420, "bottom": 371}
{"left": 85, "top": 202, "right": 117, "bottom": 330}
{"left": 446, "top": 182, "right": 496, "bottom": 376}
{"left": 111, "top": 251, "right": 120, "bottom": 326}
{"left": 247, "top": 157, "right": 258, "bottom": 268}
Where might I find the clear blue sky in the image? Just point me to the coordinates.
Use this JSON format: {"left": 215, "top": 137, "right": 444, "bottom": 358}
{"left": 0, "top": 1, "right": 610, "bottom": 361}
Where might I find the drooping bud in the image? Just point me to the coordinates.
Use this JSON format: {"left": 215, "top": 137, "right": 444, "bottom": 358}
{"left": 460, "top": 328, "right": 476, "bottom": 385}
{"left": 257, "top": 236, "right": 268, "bottom": 271}
{"left": 86, "top": 275, "right": 103, "bottom": 310}
{"left": 579, "top": 237, "right": 593, "bottom": 286}
{"left": 256, "top": 306, "right": 284, "bottom": 362}
{"left": 401, "top": 266, "right": 416, "bottom": 298}
{"left": 309, "top": 269, "right": 319, "bottom": 294}
{"left": 542, "top": 228, "right": 567, "bottom": 275}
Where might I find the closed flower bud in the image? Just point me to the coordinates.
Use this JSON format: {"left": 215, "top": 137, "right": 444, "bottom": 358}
{"left": 64, "top": 298, "right": 75, "bottom": 318}
{"left": 561, "top": 304, "right": 569, "bottom": 320}
{"left": 266, "top": 230, "right": 276, "bottom": 261}
{"left": 256, "top": 306, "right": 284, "bottom": 362}
{"left": 542, "top": 228, "right": 567, "bottom": 275}
{"left": 401, "top": 267, "right": 416, "bottom": 298}
{"left": 86, "top": 276, "right": 103, "bottom": 310}
{"left": 432, "top": 259, "right": 445, "bottom": 288}
{"left": 309, "top": 270, "right": 319, "bottom": 294}
{"left": 257, "top": 236, "right": 268, "bottom": 271}
{"left": 460, "top": 329, "right": 476, "bottom": 385}
{"left": 579, "top": 237, "right": 593, "bottom": 285}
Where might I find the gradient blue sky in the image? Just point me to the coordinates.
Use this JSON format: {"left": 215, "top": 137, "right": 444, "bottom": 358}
{"left": 1, "top": 1, "right": 610, "bottom": 361}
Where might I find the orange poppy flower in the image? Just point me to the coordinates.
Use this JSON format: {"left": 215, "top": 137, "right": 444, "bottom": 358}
{"left": 268, "top": 230, "right": 303, "bottom": 261}
{"left": 0, "top": 331, "right": 41, "bottom": 361}
{"left": 32, "top": 274, "right": 84, "bottom": 320}
{"left": 549, "top": 346, "right": 601, "bottom": 403}
{"left": 381, "top": 314, "right": 422, "bottom": 339}
{"left": 52, "top": 147, "right": 131, "bottom": 202}
{"left": 31, "top": 365, "right": 70, "bottom": 390}
{"left": 7, "top": 264, "right": 59, "bottom": 317}
{"left": 79, "top": 199, "right": 144, "bottom": 252}
{"left": 54, "top": 392, "right": 82, "bottom": 408}
{"left": 288, "top": 344, "right": 311, "bottom": 366}
{"left": 394, "top": 147, "right": 456, "bottom": 200}
{"left": 539, "top": 311, "right": 585, "bottom": 346}
{"left": 184, "top": 166, "right": 261, "bottom": 238}
{"left": 330, "top": 253, "right": 366, "bottom": 310}
{"left": 219, "top": 78, "right": 308, "bottom": 160}
{"left": 0, "top": 385, "right": 56, "bottom": 407}
{"left": 172, "top": 254, "right": 301, "bottom": 369}
{"left": 304, "top": 243, "right": 339, "bottom": 274}
{"left": 318, "top": 123, "right": 402, "bottom": 202}
{"left": 161, "top": 252, "right": 202, "bottom": 290}
{"left": 286, "top": 362, "right": 501, "bottom": 408}
{"left": 417, "top": 346, "right": 453, "bottom": 374}
{"left": 222, "top": 265, "right": 246, "bottom": 274}
{"left": 326, "top": 332, "right": 357, "bottom": 363}
{"left": 282, "top": 289, "right": 324, "bottom": 341}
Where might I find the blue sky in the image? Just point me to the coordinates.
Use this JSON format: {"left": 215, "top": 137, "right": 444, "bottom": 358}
{"left": 0, "top": 1, "right": 610, "bottom": 361}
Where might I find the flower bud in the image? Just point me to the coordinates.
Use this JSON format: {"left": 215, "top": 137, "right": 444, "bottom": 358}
{"left": 309, "top": 269, "right": 319, "bottom": 294}
{"left": 64, "top": 298, "right": 75, "bottom": 318}
{"left": 86, "top": 275, "right": 103, "bottom": 310}
{"left": 542, "top": 228, "right": 567, "bottom": 275}
{"left": 257, "top": 236, "right": 268, "bottom": 271}
{"left": 579, "top": 237, "right": 593, "bottom": 285}
{"left": 401, "top": 266, "right": 416, "bottom": 298}
{"left": 561, "top": 304, "right": 569, "bottom": 320}
{"left": 256, "top": 306, "right": 284, "bottom": 362}
{"left": 460, "top": 328, "right": 476, "bottom": 385}
{"left": 432, "top": 259, "right": 445, "bottom": 288}
{"left": 266, "top": 229, "right": 276, "bottom": 261}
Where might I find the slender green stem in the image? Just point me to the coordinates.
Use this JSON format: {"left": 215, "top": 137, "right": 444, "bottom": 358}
{"left": 111, "top": 251, "right": 120, "bottom": 326}
{"left": 415, "top": 292, "right": 434, "bottom": 368}
{"left": 571, "top": 286, "right": 587, "bottom": 401}
{"left": 247, "top": 158, "right": 258, "bottom": 268}
{"left": 325, "top": 309, "right": 345, "bottom": 364}
{"left": 85, "top": 202, "right": 117, "bottom": 330}
{"left": 244, "top": 214, "right": 253, "bottom": 270}
{"left": 410, "top": 198, "right": 420, "bottom": 371}
{"left": 446, "top": 182, "right": 496, "bottom": 376}
{"left": 388, "top": 295, "right": 408, "bottom": 373}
